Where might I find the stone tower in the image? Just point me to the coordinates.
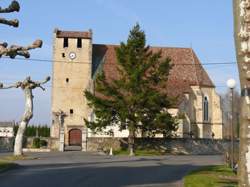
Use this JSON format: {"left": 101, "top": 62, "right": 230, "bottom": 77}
{"left": 50, "top": 29, "right": 92, "bottom": 151}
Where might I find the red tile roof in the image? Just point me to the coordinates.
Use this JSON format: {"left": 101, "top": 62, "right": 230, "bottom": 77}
{"left": 92, "top": 44, "right": 214, "bottom": 105}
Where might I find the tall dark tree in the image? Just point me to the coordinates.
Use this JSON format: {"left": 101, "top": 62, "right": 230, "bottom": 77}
{"left": 85, "top": 24, "right": 178, "bottom": 156}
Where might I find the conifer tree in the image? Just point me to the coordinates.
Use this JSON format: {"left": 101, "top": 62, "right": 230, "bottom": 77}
{"left": 85, "top": 24, "right": 178, "bottom": 156}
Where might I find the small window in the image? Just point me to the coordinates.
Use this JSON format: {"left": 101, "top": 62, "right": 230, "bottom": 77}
{"left": 63, "top": 38, "right": 68, "bottom": 48}
{"left": 70, "top": 109, "right": 74, "bottom": 114}
{"left": 66, "top": 78, "right": 69, "bottom": 83}
{"left": 203, "top": 96, "right": 209, "bottom": 121}
{"left": 77, "top": 38, "right": 82, "bottom": 48}
{"left": 62, "top": 53, "right": 65, "bottom": 58}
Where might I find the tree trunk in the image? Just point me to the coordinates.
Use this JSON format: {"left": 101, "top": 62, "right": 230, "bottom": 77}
{"left": 128, "top": 128, "right": 135, "bottom": 156}
{"left": 233, "top": 0, "right": 250, "bottom": 185}
{"left": 239, "top": 96, "right": 250, "bottom": 186}
{"left": 14, "top": 89, "right": 33, "bottom": 156}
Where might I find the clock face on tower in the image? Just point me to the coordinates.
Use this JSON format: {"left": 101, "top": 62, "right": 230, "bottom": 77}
{"left": 69, "top": 52, "right": 76, "bottom": 60}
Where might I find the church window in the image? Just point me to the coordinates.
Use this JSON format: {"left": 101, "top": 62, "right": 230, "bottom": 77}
{"left": 77, "top": 38, "right": 82, "bottom": 48}
{"left": 70, "top": 109, "right": 74, "bottom": 114}
{"left": 62, "top": 53, "right": 65, "bottom": 58}
{"left": 66, "top": 78, "right": 69, "bottom": 83}
{"left": 203, "top": 96, "right": 209, "bottom": 121}
{"left": 63, "top": 38, "right": 68, "bottom": 48}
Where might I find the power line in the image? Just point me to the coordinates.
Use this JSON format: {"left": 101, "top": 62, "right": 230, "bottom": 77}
{"left": 1, "top": 56, "right": 237, "bottom": 66}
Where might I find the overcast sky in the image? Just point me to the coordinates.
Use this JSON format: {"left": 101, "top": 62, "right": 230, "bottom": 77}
{"left": 0, "top": 0, "right": 237, "bottom": 125}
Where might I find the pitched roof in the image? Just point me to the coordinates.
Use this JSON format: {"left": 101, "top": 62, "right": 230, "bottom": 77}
{"left": 92, "top": 44, "right": 214, "bottom": 104}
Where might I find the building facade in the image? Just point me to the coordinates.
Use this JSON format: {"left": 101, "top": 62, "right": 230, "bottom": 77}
{"left": 0, "top": 121, "right": 14, "bottom": 138}
{"left": 50, "top": 29, "right": 223, "bottom": 151}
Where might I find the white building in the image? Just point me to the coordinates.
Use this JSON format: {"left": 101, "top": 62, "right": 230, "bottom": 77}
{"left": 0, "top": 122, "right": 15, "bottom": 138}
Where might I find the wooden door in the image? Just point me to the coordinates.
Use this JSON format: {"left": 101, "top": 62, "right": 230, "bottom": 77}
{"left": 69, "top": 129, "right": 82, "bottom": 146}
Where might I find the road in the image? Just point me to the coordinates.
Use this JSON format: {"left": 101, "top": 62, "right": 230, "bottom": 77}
{"left": 0, "top": 152, "right": 223, "bottom": 187}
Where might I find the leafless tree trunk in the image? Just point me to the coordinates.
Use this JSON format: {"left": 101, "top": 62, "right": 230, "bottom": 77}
{"left": 14, "top": 89, "right": 33, "bottom": 155}
{"left": 234, "top": 0, "right": 250, "bottom": 186}
{"left": 0, "top": 76, "right": 50, "bottom": 156}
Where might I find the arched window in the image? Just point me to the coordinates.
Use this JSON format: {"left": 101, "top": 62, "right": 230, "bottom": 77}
{"left": 203, "top": 96, "right": 209, "bottom": 121}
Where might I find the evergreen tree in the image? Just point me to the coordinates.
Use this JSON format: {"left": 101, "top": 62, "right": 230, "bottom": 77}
{"left": 84, "top": 24, "right": 178, "bottom": 156}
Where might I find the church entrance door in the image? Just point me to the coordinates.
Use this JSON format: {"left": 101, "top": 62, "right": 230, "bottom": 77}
{"left": 69, "top": 129, "right": 82, "bottom": 146}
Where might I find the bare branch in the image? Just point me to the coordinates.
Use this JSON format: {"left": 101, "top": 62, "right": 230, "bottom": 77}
{"left": 0, "top": 76, "right": 50, "bottom": 90}
{"left": 0, "top": 1, "right": 20, "bottom": 13}
{"left": 34, "top": 76, "right": 51, "bottom": 91}
{"left": 0, "top": 17, "right": 18, "bottom": 27}
{"left": 0, "top": 81, "right": 21, "bottom": 89}
{"left": 0, "top": 39, "right": 43, "bottom": 58}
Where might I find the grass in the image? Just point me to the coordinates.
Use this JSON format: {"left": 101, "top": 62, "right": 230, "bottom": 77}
{"left": 113, "top": 149, "right": 166, "bottom": 156}
{"left": 0, "top": 161, "right": 17, "bottom": 172}
{"left": 0, "top": 155, "right": 36, "bottom": 161}
{"left": 184, "top": 165, "right": 238, "bottom": 187}
{"left": 0, "top": 154, "right": 37, "bottom": 173}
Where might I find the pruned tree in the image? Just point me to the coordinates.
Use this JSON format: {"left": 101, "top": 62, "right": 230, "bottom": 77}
{"left": 0, "top": 76, "right": 50, "bottom": 155}
{"left": 0, "top": 0, "right": 42, "bottom": 59}
{"left": 0, "top": 1, "right": 46, "bottom": 156}
{"left": 84, "top": 24, "right": 178, "bottom": 156}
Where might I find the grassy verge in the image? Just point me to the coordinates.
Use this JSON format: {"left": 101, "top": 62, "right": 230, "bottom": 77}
{"left": 0, "top": 155, "right": 36, "bottom": 161}
{"left": 0, "top": 161, "right": 17, "bottom": 172}
{"left": 113, "top": 149, "right": 166, "bottom": 156}
{"left": 0, "top": 154, "right": 38, "bottom": 173}
{"left": 184, "top": 165, "right": 238, "bottom": 187}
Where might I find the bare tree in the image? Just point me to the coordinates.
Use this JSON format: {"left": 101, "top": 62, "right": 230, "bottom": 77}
{"left": 0, "top": 76, "right": 50, "bottom": 155}
{"left": 0, "top": 1, "right": 42, "bottom": 58}
{"left": 0, "top": 1, "right": 46, "bottom": 156}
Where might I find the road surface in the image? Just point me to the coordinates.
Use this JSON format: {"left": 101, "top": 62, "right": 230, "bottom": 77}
{"left": 0, "top": 152, "right": 223, "bottom": 187}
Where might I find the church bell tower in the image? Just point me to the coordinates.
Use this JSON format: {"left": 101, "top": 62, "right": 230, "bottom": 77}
{"left": 51, "top": 29, "right": 93, "bottom": 151}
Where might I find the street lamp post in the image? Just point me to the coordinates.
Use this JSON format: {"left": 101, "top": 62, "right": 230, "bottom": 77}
{"left": 227, "top": 78, "right": 236, "bottom": 169}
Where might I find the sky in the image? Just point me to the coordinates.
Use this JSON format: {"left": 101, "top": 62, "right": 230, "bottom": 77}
{"left": 0, "top": 0, "right": 237, "bottom": 125}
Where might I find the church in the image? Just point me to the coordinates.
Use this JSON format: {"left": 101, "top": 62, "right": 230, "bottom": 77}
{"left": 50, "top": 29, "right": 223, "bottom": 151}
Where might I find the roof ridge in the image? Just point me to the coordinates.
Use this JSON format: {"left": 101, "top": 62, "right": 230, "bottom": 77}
{"left": 93, "top": 43, "right": 190, "bottom": 50}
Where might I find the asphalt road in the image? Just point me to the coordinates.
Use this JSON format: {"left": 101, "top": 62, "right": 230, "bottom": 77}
{"left": 0, "top": 152, "right": 223, "bottom": 187}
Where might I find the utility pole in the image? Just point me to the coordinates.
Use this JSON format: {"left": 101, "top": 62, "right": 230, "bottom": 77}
{"left": 234, "top": 0, "right": 250, "bottom": 186}
{"left": 227, "top": 79, "right": 236, "bottom": 169}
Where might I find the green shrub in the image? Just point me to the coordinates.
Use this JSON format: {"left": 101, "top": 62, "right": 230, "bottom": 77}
{"left": 32, "top": 138, "right": 40, "bottom": 148}
{"left": 39, "top": 140, "right": 47, "bottom": 147}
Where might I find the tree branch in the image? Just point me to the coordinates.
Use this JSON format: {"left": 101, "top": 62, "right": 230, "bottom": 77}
{"left": 0, "top": 81, "right": 21, "bottom": 89}
{"left": 0, "top": 76, "right": 50, "bottom": 90}
{"left": 0, "top": 17, "right": 18, "bottom": 27}
{"left": 0, "top": 40, "right": 43, "bottom": 58}
{"left": 0, "top": 1, "right": 20, "bottom": 13}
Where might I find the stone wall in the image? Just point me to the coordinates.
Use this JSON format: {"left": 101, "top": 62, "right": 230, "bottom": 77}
{"left": 0, "top": 137, "right": 14, "bottom": 152}
{"left": 87, "top": 138, "right": 238, "bottom": 155}
{"left": 24, "top": 137, "right": 51, "bottom": 148}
